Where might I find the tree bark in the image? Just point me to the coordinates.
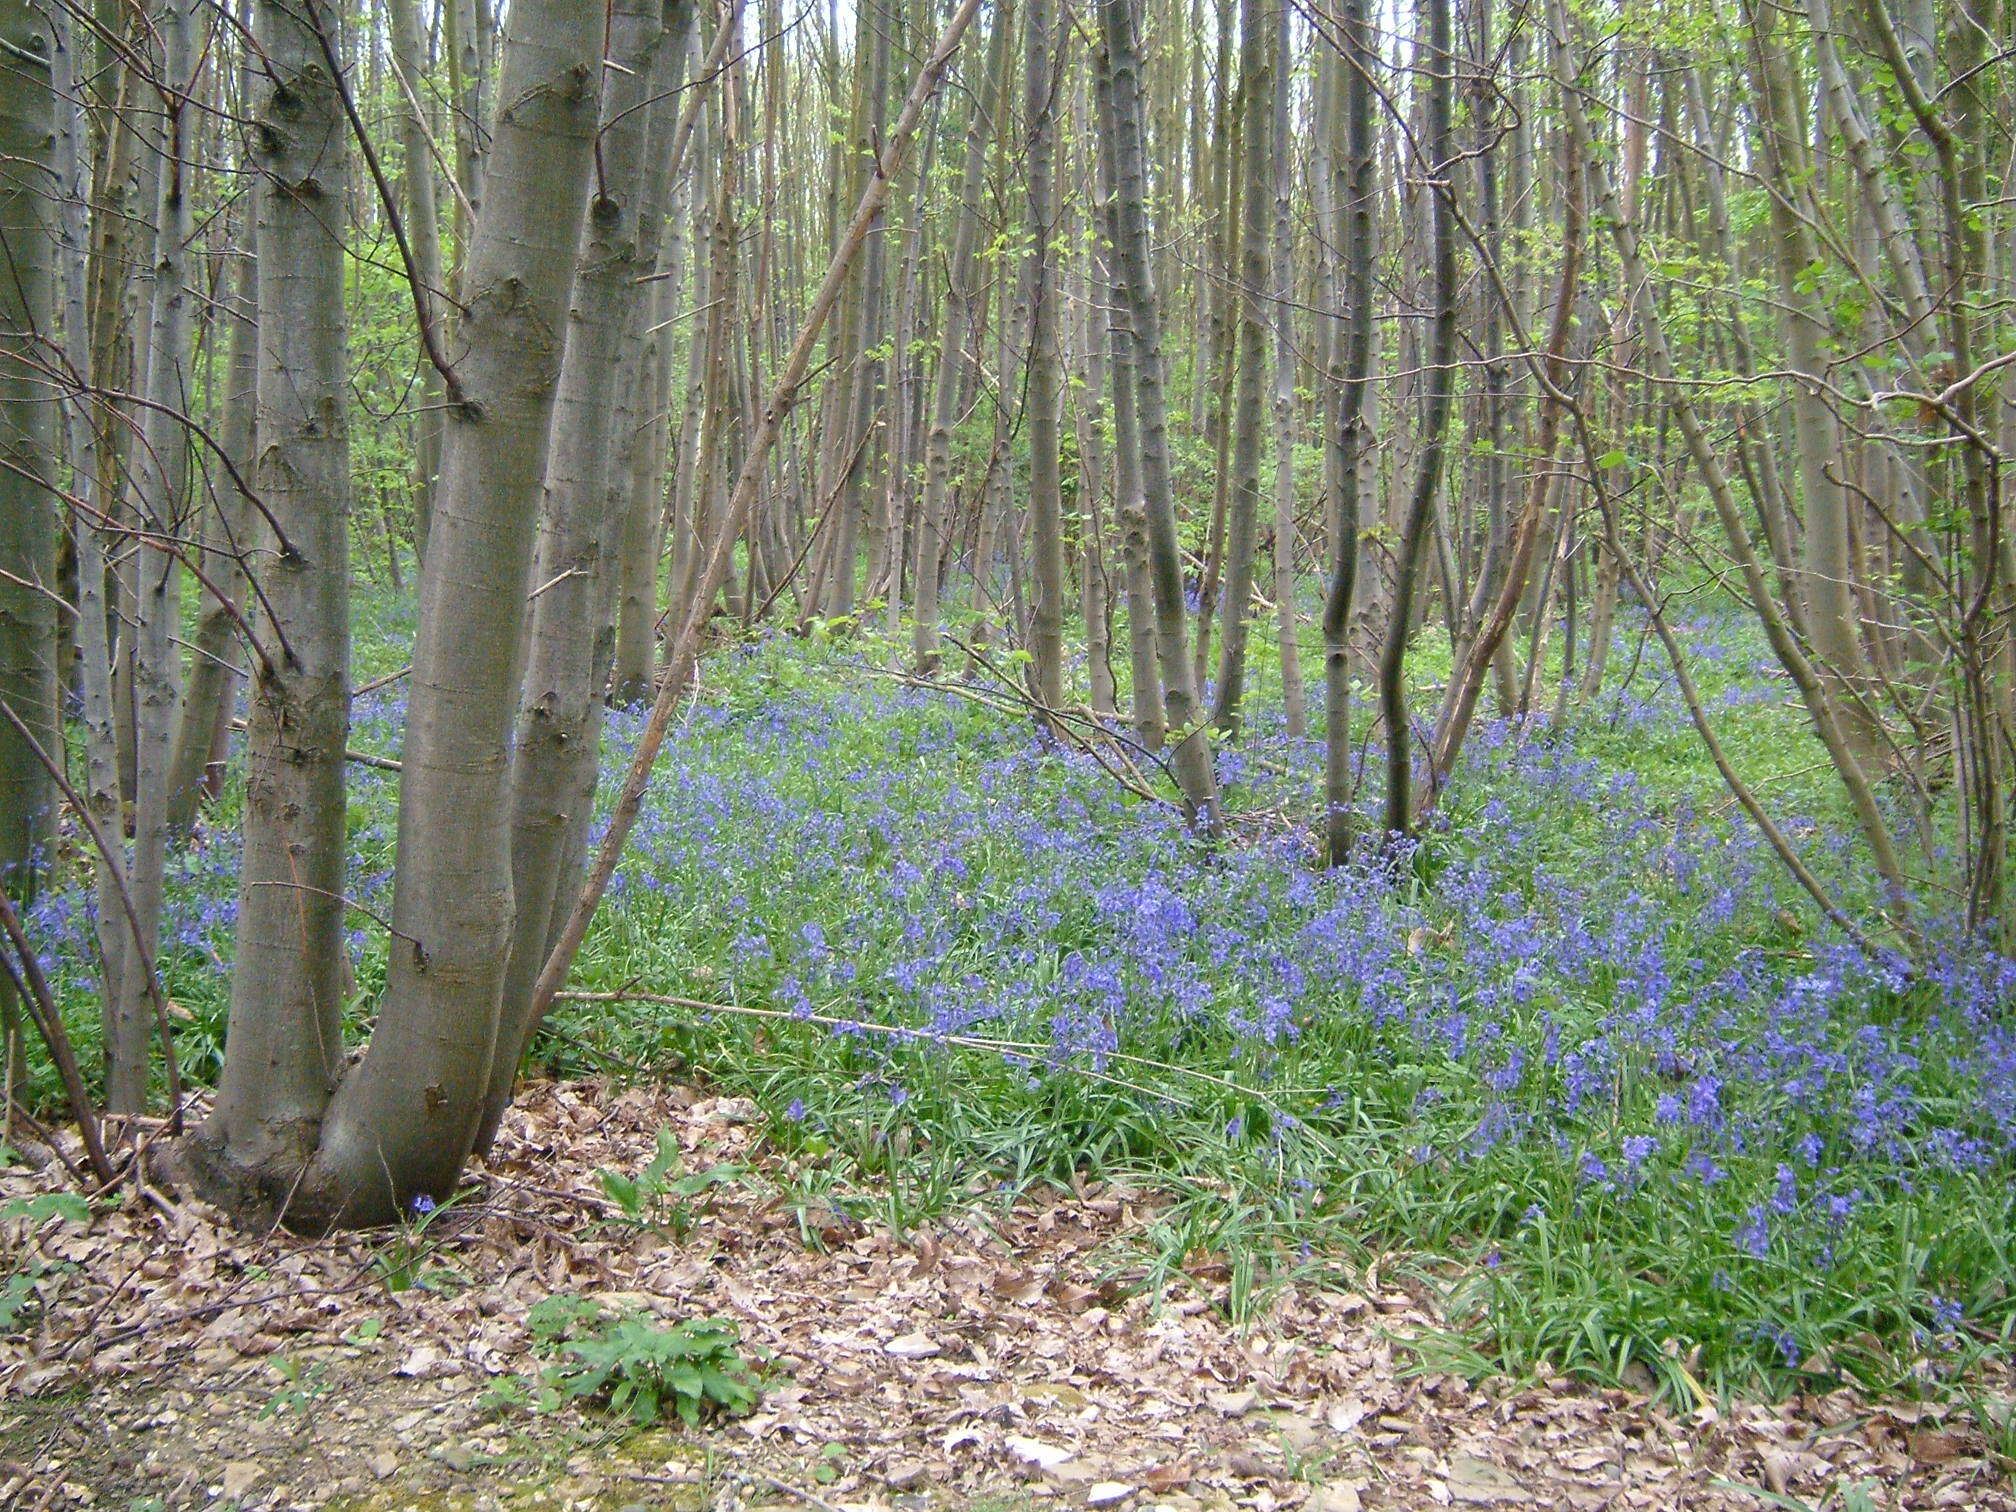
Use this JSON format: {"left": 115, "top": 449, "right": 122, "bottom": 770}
{"left": 165, "top": 249, "right": 256, "bottom": 837}
{"left": 1093, "top": 44, "right": 1162, "bottom": 749}
{"left": 188, "top": 0, "right": 353, "bottom": 1196}
{"left": 385, "top": 0, "right": 447, "bottom": 562}
{"left": 913, "top": 1, "right": 1010, "bottom": 675}
{"left": 1376, "top": 0, "right": 1457, "bottom": 841}
{"left": 1022, "top": 0, "right": 1067, "bottom": 716}
{"left": 1268, "top": 0, "right": 1305, "bottom": 739}
{"left": 108, "top": 0, "right": 199, "bottom": 1113}
{"left": 1099, "top": 0, "right": 1219, "bottom": 828}
{"left": 301, "top": 0, "right": 608, "bottom": 1227}
{"left": 1321, "top": 0, "right": 1377, "bottom": 864}
{"left": 1208, "top": 0, "right": 1273, "bottom": 736}
{"left": 481, "top": 0, "right": 694, "bottom": 1149}
{"left": 0, "top": 0, "right": 60, "bottom": 1077}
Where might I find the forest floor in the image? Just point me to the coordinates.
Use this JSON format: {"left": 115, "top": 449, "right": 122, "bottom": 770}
{"left": 4, "top": 1078, "right": 2010, "bottom": 1512}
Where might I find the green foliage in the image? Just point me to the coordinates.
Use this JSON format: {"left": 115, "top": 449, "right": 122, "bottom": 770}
{"left": 2, "top": 1191, "right": 89, "bottom": 1224}
{"left": 526, "top": 1295, "right": 761, "bottom": 1428}
{"left": 369, "top": 1190, "right": 462, "bottom": 1294}
{"left": 257, "top": 1355, "right": 333, "bottom": 1420}
{"left": 0, "top": 1263, "right": 52, "bottom": 1332}
{"left": 1, "top": 1187, "right": 89, "bottom": 1331}
{"left": 596, "top": 1126, "right": 747, "bottom": 1238}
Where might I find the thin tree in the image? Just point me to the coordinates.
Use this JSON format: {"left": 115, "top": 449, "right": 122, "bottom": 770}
{"left": 0, "top": 0, "right": 60, "bottom": 1081}
{"left": 1374, "top": 0, "right": 1456, "bottom": 840}
{"left": 1319, "top": 0, "right": 1375, "bottom": 865}
{"left": 1098, "top": 0, "right": 1219, "bottom": 828}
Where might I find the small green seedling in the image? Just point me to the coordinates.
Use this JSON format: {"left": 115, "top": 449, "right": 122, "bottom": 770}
{"left": 527, "top": 1293, "right": 761, "bottom": 1427}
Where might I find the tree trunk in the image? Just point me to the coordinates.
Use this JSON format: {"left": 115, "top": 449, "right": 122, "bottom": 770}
{"left": 165, "top": 250, "right": 256, "bottom": 838}
{"left": 288, "top": 0, "right": 607, "bottom": 1228}
{"left": 479, "top": 0, "right": 693, "bottom": 1149}
{"left": 386, "top": 0, "right": 447, "bottom": 562}
{"left": 186, "top": 0, "right": 354, "bottom": 1197}
{"left": 1022, "top": 0, "right": 1067, "bottom": 716}
{"left": 1209, "top": 0, "right": 1274, "bottom": 735}
{"left": 1093, "top": 46, "right": 1162, "bottom": 749}
{"left": 913, "top": 0, "right": 1009, "bottom": 674}
{"left": 1376, "top": 0, "right": 1457, "bottom": 841}
{"left": 108, "top": 0, "right": 199, "bottom": 1113}
{"left": 1268, "top": 0, "right": 1305, "bottom": 739}
{"left": 1745, "top": 0, "right": 1882, "bottom": 768}
{"left": 0, "top": 0, "right": 60, "bottom": 1079}
{"left": 1099, "top": 0, "right": 1218, "bottom": 828}
{"left": 1425, "top": 91, "right": 1583, "bottom": 804}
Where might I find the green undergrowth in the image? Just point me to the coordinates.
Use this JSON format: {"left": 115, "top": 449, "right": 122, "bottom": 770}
{"left": 21, "top": 583, "right": 2016, "bottom": 1417}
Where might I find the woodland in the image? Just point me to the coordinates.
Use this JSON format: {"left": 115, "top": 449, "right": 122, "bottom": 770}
{"left": 1, "top": 0, "right": 2015, "bottom": 1505}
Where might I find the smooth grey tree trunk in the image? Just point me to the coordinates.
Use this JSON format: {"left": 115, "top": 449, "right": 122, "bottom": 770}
{"left": 1022, "top": 0, "right": 1067, "bottom": 716}
{"left": 52, "top": 4, "right": 135, "bottom": 1076}
{"left": 1321, "top": 0, "right": 1375, "bottom": 864}
{"left": 1268, "top": 0, "right": 1304, "bottom": 739}
{"left": 109, "top": 0, "right": 199, "bottom": 1113}
{"left": 483, "top": 0, "right": 693, "bottom": 1149}
{"left": 187, "top": 0, "right": 353, "bottom": 1200}
{"left": 1093, "top": 50, "right": 1162, "bottom": 750}
{"left": 912, "top": 1, "right": 1008, "bottom": 675}
{"left": 386, "top": 0, "right": 447, "bottom": 562}
{"left": 165, "top": 251, "right": 256, "bottom": 837}
{"left": 1376, "top": 0, "right": 1457, "bottom": 841}
{"left": 1210, "top": 0, "right": 1274, "bottom": 735}
{"left": 1099, "top": 0, "right": 1219, "bottom": 829}
{"left": 0, "top": 0, "right": 60, "bottom": 1078}
{"left": 302, "top": 0, "right": 607, "bottom": 1228}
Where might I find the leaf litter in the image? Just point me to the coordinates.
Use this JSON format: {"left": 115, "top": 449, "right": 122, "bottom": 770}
{"left": 2, "top": 1078, "right": 2010, "bottom": 1511}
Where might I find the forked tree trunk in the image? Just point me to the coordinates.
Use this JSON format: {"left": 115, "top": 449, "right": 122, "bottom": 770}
{"left": 184, "top": 0, "right": 610, "bottom": 1230}
{"left": 301, "top": 0, "right": 606, "bottom": 1227}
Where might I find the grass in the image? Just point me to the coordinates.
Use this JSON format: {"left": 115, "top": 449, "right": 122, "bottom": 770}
{"left": 16, "top": 578, "right": 2016, "bottom": 1409}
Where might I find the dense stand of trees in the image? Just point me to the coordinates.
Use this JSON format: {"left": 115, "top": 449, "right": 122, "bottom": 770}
{"left": 0, "top": 0, "right": 2009, "bottom": 1227}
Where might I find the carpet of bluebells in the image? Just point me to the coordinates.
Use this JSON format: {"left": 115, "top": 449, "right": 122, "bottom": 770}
{"left": 19, "top": 598, "right": 2016, "bottom": 1401}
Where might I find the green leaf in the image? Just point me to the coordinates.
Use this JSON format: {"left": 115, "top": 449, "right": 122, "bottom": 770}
{"left": 1, "top": 1193, "right": 90, "bottom": 1224}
